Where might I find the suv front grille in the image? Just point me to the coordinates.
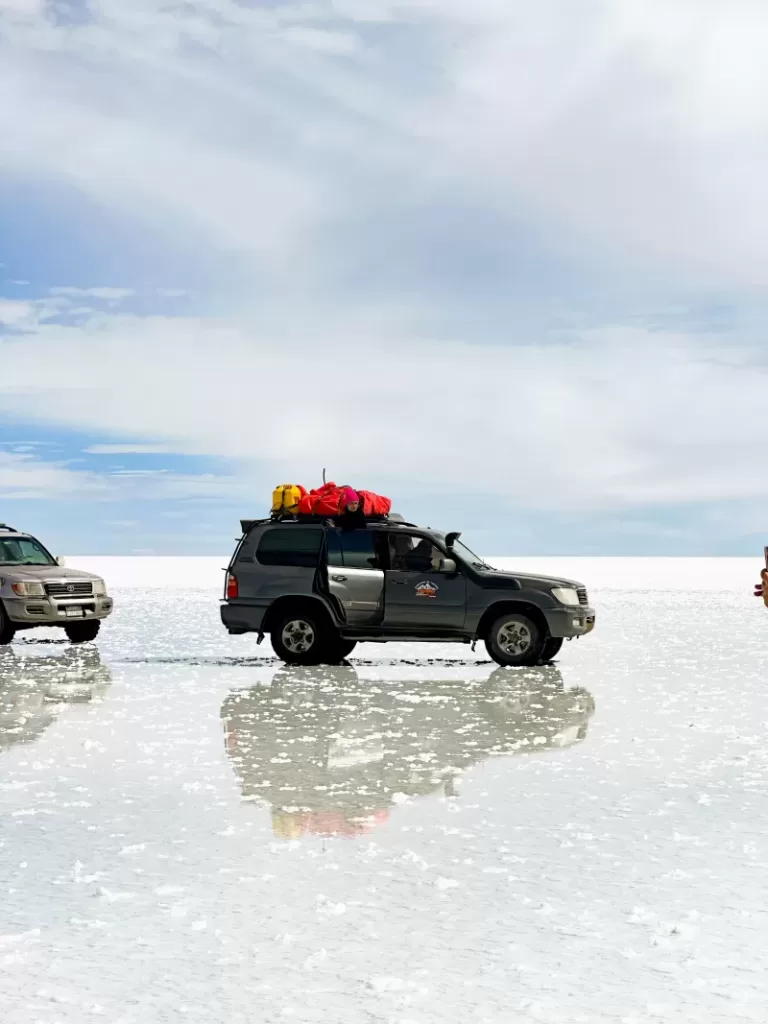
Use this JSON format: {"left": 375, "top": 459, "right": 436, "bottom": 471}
{"left": 577, "top": 587, "right": 589, "bottom": 606}
{"left": 44, "top": 581, "right": 93, "bottom": 597}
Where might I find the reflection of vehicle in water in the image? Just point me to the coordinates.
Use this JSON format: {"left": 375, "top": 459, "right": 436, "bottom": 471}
{"left": 222, "top": 665, "right": 595, "bottom": 839}
{"left": 0, "top": 648, "right": 112, "bottom": 752}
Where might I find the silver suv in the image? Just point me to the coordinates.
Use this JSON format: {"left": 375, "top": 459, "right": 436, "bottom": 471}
{"left": 0, "top": 524, "right": 113, "bottom": 645}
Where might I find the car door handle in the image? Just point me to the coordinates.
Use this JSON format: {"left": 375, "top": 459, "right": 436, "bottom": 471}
{"left": 392, "top": 580, "right": 407, "bottom": 586}
{"left": 331, "top": 575, "right": 347, "bottom": 582}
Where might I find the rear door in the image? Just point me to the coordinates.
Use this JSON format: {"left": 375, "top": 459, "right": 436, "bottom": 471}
{"left": 327, "top": 529, "right": 385, "bottom": 625}
{"left": 383, "top": 533, "right": 467, "bottom": 630}
{"left": 234, "top": 525, "right": 324, "bottom": 602}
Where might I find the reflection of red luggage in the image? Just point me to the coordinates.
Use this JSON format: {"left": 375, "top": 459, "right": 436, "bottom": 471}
{"left": 270, "top": 807, "right": 391, "bottom": 840}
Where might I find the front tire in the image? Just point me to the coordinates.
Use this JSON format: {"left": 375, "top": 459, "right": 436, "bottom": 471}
{"left": 485, "top": 612, "right": 543, "bottom": 667}
{"left": 65, "top": 620, "right": 101, "bottom": 644}
{"left": 539, "top": 637, "right": 563, "bottom": 664}
{"left": 271, "top": 609, "right": 327, "bottom": 666}
{"left": 0, "top": 605, "right": 16, "bottom": 646}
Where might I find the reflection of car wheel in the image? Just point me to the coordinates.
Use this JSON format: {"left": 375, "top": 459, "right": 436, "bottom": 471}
{"left": 271, "top": 609, "right": 326, "bottom": 666}
{"left": 539, "top": 637, "right": 563, "bottom": 663}
{"left": 322, "top": 639, "right": 357, "bottom": 664}
{"left": 569, "top": 686, "right": 596, "bottom": 717}
{"left": 485, "top": 613, "right": 542, "bottom": 667}
{"left": 0, "top": 605, "right": 15, "bottom": 646}
{"left": 65, "top": 620, "right": 101, "bottom": 644}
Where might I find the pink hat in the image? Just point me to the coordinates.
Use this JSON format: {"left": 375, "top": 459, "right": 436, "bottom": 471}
{"left": 344, "top": 487, "right": 359, "bottom": 505}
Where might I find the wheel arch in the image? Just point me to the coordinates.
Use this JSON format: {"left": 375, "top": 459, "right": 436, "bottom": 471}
{"left": 0, "top": 598, "right": 16, "bottom": 644}
{"left": 477, "top": 601, "right": 550, "bottom": 641}
{"left": 263, "top": 595, "right": 339, "bottom": 636}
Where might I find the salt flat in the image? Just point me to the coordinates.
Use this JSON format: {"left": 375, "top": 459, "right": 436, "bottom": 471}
{"left": 0, "top": 557, "right": 766, "bottom": 1024}
{"left": 69, "top": 554, "right": 759, "bottom": 592}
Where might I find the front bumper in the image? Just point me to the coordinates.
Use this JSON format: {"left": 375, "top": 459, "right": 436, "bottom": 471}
{"left": 545, "top": 606, "right": 596, "bottom": 638}
{"left": 4, "top": 596, "right": 114, "bottom": 625}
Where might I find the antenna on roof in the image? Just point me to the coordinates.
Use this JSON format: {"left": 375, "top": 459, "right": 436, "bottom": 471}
{"left": 322, "top": 467, "right": 327, "bottom": 484}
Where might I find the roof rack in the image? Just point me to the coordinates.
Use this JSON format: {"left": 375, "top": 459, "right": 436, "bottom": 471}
{"left": 240, "top": 518, "right": 271, "bottom": 534}
{"left": 240, "top": 512, "right": 419, "bottom": 534}
{"left": 0, "top": 524, "right": 17, "bottom": 532}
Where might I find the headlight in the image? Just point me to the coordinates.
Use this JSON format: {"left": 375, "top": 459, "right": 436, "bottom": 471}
{"left": 552, "top": 587, "right": 580, "bottom": 606}
{"left": 12, "top": 581, "right": 45, "bottom": 597}
{"left": 92, "top": 579, "right": 106, "bottom": 596}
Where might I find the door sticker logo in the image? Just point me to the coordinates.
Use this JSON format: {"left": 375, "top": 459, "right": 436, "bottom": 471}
{"left": 415, "top": 581, "right": 438, "bottom": 599}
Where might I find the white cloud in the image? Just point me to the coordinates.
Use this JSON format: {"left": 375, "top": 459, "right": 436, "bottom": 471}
{"left": 405, "top": 0, "right": 768, "bottom": 288}
{"left": 0, "top": 0, "right": 42, "bottom": 14}
{"left": 0, "top": 448, "right": 245, "bottom": 503}
{"left": 86, "top": 444, "right": 179, "bottom": 455}
{"left": 0, "top": 299, "right": 36, "bottom": 326}
{"left": 0, "top": 452, "right": 109, "bottom": 500}
{"left": 50, "top": 287, "right": 135, "bottom": 301}
{"left": 1, "top": 0, "right": 768, "bottom": 287}
{"left": 2, "top": 1, "right": 768, "bottom": 525}
{"left": 1, "top": 309, "right": 766, "bottom": 510}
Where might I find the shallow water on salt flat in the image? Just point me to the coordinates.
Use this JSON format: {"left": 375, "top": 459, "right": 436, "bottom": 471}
{"left": 1, "top": 559, "right": 766, "bottom": 1023}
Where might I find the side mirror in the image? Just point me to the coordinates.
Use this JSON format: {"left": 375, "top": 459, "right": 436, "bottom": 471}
{"left": 439, "top": 558, "right": 457, "bottom": 574}
{"left": 57, "top": 556, "right": 67, "bottom": 567}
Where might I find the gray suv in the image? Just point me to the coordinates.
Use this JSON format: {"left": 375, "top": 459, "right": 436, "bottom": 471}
{"left": 0, "top": 525, "right": 113, "bottom": 645}
{"left": 221, "top": 516, "right": 595, "bottom": 667}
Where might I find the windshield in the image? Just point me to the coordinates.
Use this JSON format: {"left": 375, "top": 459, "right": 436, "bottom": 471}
{"left": 0, "top": 536, "right": 56, "bottom": 566}
{"left": 449, "top": 538, "right": 495, "bottom": 571}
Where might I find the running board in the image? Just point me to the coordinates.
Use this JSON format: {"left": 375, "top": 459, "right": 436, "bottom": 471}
{"left": 339, "top": 633, "right": 471, "bottom": 644}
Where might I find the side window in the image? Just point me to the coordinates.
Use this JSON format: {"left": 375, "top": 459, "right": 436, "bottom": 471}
{"left": 0, "top": 540, "right": 22, "bottom": 562}
{"left": 388, "top": 533, "right": 445, "bottom": 573}
{"left": 256, "top": 528, "right": 322, "bottom": 568}
{"left": 339, "top": 531, "right": 381, "bottom": 570}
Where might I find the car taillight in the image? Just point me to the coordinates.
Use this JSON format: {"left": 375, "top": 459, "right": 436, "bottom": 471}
{"left": 226, "top": 573, "right": 238, "bottom": 599}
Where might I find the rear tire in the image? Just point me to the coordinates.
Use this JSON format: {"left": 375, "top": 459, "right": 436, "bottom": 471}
{"left": 322, "top": 639, "right": 357, "bottom": 665}
{"left": 271, "top": 608, "right": 327, "bottom": 666}
{"left": 539, "top": 637, "right": 563, "bottom": 664}
{"left": 65, "top": 620, "right": 101, "bottom": 644}
{"left": 485, "top": 612, "right": 543, "bottom": 668}
{"left": 0, "top": 605, "right": 15, "bottom": 646}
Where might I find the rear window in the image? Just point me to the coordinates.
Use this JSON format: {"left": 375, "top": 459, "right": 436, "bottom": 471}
{"left": 256, "top": 528, "right": 322, "bottom": 568}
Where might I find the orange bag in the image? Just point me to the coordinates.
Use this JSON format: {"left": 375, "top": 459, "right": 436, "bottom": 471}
{"left": 298, "top": 482, "right": 347, "bottom": 517}
{"left": 298, "top": 483, "right": 393, "bottom": 518}
{"left": 358, "top": 490, "right": 392, "bottom": 516}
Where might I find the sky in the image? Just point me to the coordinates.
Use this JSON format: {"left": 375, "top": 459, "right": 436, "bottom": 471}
{"left": 1, "top": 0, "right": 768, "bottom": 556}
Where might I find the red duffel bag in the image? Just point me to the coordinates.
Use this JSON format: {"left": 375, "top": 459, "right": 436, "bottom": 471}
{"left": 298, "top": 482, "right": 347, "bottom": 517}
{"left": 298, "top": 482, "right": 392, "bottom": 517}
{"left": 358, "top": 489, "right": 392, "bottom": 516}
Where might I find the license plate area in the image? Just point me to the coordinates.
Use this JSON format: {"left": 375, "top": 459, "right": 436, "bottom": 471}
{"left": 64, "top": 606, "right": 85, "bottom": 618}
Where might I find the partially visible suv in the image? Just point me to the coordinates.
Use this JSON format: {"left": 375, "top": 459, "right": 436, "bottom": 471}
{"left": 221, "top": 516, "right": 595, "bottom": 667}
{"left": 0, "top": 525, "right": 113, "bottom": 645}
